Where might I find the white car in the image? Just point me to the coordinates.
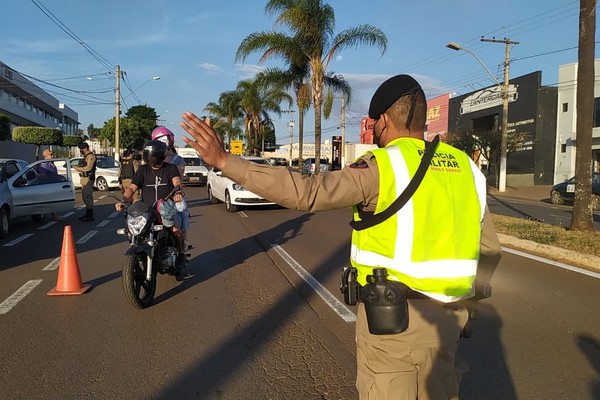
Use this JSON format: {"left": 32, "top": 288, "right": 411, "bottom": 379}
{"left": 0, "top": 158, "right": 75, "bottom": 238}
{"left": 58, "top": 156, "right": 120, "bottom": 191}
{"left": 207, "top": 156, "right": 276, "bottom": 213}
{"left": 182, "top": 156, "right": 208, "bottom": 186}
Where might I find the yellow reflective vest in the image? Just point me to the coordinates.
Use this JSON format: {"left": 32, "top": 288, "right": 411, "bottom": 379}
{"left": 350, "top": 137, "right": 487, "bottom": 303}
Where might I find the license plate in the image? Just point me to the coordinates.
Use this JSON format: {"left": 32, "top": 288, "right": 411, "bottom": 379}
{"left": 567, "top": 184, "right": 575, "bottom": 193}
{"left": 190, "top": 177, "right": 200, "bottom": 181}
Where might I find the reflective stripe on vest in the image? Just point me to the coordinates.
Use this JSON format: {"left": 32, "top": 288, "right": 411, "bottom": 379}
{"left": 350, "top": 138, "right": 487, "bottom": 303}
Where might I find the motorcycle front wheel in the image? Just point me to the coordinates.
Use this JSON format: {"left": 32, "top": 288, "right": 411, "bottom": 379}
{"left": 122, "top": 254, "right": 156, "bottom": 309}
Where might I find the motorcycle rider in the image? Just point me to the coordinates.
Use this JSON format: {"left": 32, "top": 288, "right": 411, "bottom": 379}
{"left": 115, "top": 140, "right": 188, "bottom": 266}
{"left": 151, "top": 126, "right": 189, "bottom": 248}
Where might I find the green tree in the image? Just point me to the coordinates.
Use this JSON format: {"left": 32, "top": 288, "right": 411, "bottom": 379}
{"left": 86, "top": 124, "right": 101, "bottom": 139}
{"left": 236, "top": 77, "right": 292, "bottom": 153}
{"left": 12, "top": 126, "right": 63, "bottom": 159}
{"left": 236, "top": 0, "right": 386, "bottom": 173}
{"left": 204, "top": 90, "right": 245, "bottom": 147}
{"left": 99, "top": 105, "right": 157, "bottom": 153}
{"left": 0, "top": 114, "right": 10, "bottom": 141}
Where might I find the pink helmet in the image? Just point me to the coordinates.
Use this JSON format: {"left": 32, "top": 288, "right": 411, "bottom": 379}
{"left": 151, "top": 126, "right": 175, "bottom": 146}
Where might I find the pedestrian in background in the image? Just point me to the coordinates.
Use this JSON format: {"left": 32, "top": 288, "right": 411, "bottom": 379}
{"left": 73, "top": 142, "right": 97, "bottom": 222}
{"left": 118, "top": 148, "right": 140, "bottom": 202}
{"left": 40, "top": 148, "right": 62, "bottom": 221}
{"left": 180, "top": 74, "right": 502, "bottom": 400}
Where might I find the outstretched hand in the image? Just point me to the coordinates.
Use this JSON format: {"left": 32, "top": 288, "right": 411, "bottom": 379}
{"left": 180, "top": 112, "right": 228, "bottom": 170}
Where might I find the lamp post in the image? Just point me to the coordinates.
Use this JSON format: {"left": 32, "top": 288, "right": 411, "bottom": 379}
{"left": 115, "top": 73, "right": 160, "bottom": 161}
{"left": 446, "top": 40, "right": 516, "bottom": 192}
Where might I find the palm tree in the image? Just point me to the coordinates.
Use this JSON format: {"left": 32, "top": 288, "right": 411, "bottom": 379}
{"left": 236, "top": 0, "right": 386, "bottom": 173}
{"left": 236, "top": 76, "right": 293, "bottom": 154}
{"left": 204, "top": 90, "right": 244, "bottom": 148}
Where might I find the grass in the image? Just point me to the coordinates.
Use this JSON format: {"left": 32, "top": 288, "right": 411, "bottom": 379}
{"left": 492, "top": 214, "right": 600, "bottom": 257}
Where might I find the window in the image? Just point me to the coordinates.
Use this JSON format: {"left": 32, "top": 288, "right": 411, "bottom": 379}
{"left": 594, "top": 98, "right": 600, "bottom": 127}
{"left": 562, "top": 103, "right": 568, "bottom": 112}
{"left": 561, "top": 144, "right": 567, "bottom": 153}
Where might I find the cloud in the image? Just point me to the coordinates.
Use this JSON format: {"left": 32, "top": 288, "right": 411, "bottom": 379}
{"left": 234, "top": 63, "right": 266, "bottom": 79}
{"left": 198, "top": 62, "right": 223, "bottom": 74}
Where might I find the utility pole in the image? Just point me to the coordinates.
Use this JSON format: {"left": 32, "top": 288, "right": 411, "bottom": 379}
{"left": 115, "top": 64, "right": 121, "bottom": 162}
{"left": 480, "top": 37, "right": 519, "bottom": 192}
{"left": 282, "top": 109, "right": 295, "bottom": 164}
{"left": 340, "top": 96, "right": 346, "bottom": 167}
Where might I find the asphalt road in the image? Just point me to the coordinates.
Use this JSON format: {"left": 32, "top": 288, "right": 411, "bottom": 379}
{"left": 0, "top": 186, "right": 599, "bottom": 399}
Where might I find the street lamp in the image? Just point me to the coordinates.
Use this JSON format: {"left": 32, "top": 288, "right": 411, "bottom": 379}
{"left": 446, "top": 41, "right": 508, "bottom": 192}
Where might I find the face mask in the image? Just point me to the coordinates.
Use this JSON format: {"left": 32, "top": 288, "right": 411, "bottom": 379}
{"left": 157, "top": 136, "right": 170, "bottom": 146}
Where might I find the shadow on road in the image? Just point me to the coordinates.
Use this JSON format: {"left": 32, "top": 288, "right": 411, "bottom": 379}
{"left": 577, "top": 333, "right": 600, "bottom": 399}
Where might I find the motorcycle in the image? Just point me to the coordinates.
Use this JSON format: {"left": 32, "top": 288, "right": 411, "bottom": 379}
{"left": 113, "top": 187, "right": 188, "bottom": 309}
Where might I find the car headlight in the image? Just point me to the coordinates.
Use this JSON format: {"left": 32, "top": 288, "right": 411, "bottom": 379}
{"left": 232, "top": 183, "right": 245, "bottom": 191}
{"left": 127, "top": 214, "right": 148, "bottom": 235}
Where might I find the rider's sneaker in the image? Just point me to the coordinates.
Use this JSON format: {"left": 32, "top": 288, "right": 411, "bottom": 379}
{"left": 175, "top": 253, "right": 187, "bottom": 270}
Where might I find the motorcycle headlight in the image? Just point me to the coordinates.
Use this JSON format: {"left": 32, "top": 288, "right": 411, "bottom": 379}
{"left": 232, "top": 183, "right": 245, "bottom": 191}
{"left": 127, "top": 214, "right": 148, "bottom": 235}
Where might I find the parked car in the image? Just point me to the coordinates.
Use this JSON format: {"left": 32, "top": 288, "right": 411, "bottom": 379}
{"left": 301, "top": 158, "right": 330, "bottom": 175}
{"left": 267, "top": 157, "right": 289, "bottom": 167}
{"left": 0, "top": 158, "right": 75, "bottom": 238}
{"left": 57, "top": 156, "right": 120, "bottom": 190}
{"left": 207, "top": 156, "right": 276, "bottom": 213}
{"left": 182, "top": 156, "right": 208, "bottom": 186}
{"left": 550, "top": 172, "right": 600, "bottom": 210}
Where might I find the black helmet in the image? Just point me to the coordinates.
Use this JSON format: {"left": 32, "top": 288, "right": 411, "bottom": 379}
{"left": 142, "top": 140, "right": 167, "bottom": 167}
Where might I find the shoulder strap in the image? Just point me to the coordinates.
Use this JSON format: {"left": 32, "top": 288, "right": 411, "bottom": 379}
{"left": 350, "top": 135, "right": 440, "bottom": 231}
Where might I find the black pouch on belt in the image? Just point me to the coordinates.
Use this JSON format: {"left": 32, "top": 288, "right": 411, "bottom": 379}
{"left": 361, "top": 267, "right": 410, "bottom": 335}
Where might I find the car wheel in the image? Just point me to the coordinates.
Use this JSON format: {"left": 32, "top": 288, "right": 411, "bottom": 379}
{"left": 96, "top": 177, "right": 108, "bottom": 191}
{"left": 592, "top": 195, "right": 600, "bottom": 211}
{"left": 550, "top": 190, "right": 565, "bottom": 205}
{"left": 225, "top": 191, "right": 238, "bottom": 213}
{"left": 0, "top": 207, "right": 9, "bottom": 239}
{"left": 208, "top": 186, "right": 219, "bottom": 204}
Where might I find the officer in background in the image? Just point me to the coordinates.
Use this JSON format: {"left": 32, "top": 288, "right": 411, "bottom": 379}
{"left": 180, "top": 74, "right": 502, "bottom": 399}
{"left": 118, "top": 148, "right": 140, "bottom": 202}
{"left": 73, "top": 142, "right": 97, "bottom": 222}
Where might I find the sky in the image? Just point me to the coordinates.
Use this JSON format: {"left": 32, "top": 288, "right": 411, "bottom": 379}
{"left": 1, "top": 0, "right": 592, "bottom": 147}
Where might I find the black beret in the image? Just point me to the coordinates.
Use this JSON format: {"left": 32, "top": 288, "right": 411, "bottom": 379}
{"left": 77, "top": 142, "right": 89, "bottom": 149}
{"left": 368, "top": 74, "right": 422, "bottom": 119}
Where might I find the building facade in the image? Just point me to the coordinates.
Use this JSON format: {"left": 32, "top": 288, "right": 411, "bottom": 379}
{"left": 0, "top": 61, "right": 78, "bottom": 136}
{"left": 448, "top": 71, "right": 557, "bottom": 185}
{"left": 554, "top": 59, "right": 600, "bottom": 183}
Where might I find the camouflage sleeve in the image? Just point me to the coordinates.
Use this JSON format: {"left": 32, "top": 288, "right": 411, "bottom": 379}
{"left": 221, "top": 154, "right": 379, "bottom": 212}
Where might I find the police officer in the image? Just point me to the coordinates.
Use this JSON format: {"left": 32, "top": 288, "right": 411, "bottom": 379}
{"left": 73, "top": 142, "right": 97, "bottom": 222}
{"left": 118, "top": 148, "right": 140, "bottom": 202}
{"left": 180, "top": 74, "right": 502, "bottom": 399}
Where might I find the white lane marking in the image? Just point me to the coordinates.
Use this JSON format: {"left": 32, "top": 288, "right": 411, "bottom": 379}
{"left": 502, "top": 247, "right": 600, "bottom": 279}
{"left": 0, "top": 280, "right": 43, "bottom": 315}
{"left": 271, "top": 244, "right": 356, "bottom": 323}
{"left": 38, "top": 221, "right": 57, "bottom": 229}
{"left": 109, "top": 211, "right": 120, "bottom": 219}
{"left": 238, "top": 211, "right": 248, "bottom": 218}
{"left": 76, "top": 230, "right": 98, "bottom": 244}
{"left": 77, "top": 206, "right": 85, "bottom": 210}
{"left": 43, "top": 257, "right": 61, "bottom": 271}
{"left": 3, "top": 234, "right": 34, "bottom": 247}
{"left": 62, "top": 212, "right": 75, "bottom": 218}
{"left": 97, "top": 194, "right": 107, "bottom": 200}
{"left": 96, "top": 220, "right": 110, "bottom": 228}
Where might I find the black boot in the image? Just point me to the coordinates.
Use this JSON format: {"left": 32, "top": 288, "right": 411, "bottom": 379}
{"left": 80, "top": 209, "right": 94, "bottom": 222}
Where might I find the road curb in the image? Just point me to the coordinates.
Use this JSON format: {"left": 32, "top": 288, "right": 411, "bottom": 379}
{"left": 498, "top": 233, "right": 600, "bottom": 273}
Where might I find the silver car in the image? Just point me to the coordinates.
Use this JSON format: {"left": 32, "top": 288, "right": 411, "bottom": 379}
{"left": 301, "top": 158, "right": 329, "bottom": 175}
{"left": 0, "top": 158, "right": 75, "bottom": 238}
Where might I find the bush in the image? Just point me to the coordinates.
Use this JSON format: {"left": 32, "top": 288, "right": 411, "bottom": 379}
{"left": 62, "top": 134, "right": 84, "bottom": 147}
{"left": 13, "top": 126, "right": 63, "bottom": 145}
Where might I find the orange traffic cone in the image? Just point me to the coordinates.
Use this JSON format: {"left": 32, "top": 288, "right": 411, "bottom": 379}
{"left": 48, "top": 225, "right": 91, "bottom": 296}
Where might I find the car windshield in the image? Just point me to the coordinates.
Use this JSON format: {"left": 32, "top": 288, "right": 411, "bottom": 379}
{"left": 97, "top": 158, "right": 118, "bottom": 168}
{"left": 184, "top": 157, "right": 202, "bottom": 166}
